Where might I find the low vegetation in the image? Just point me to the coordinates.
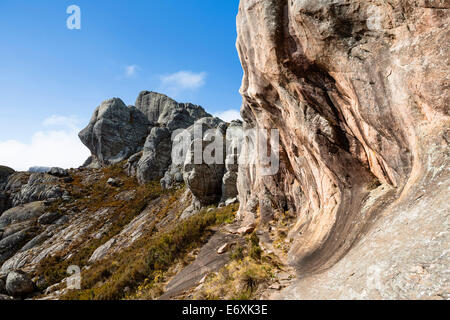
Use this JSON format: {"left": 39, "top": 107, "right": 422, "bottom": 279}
{"left": 34, "top": 163, "right": 169, "bottom": 289}
{"left": 194, "top": 231, "right": 280, "bottom": 300}
{"left": 60, "top": 204, "right": 237, "bottom": 300}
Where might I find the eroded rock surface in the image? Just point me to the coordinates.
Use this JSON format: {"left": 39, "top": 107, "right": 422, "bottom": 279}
{"left": 79, "top": 98, "right": 151, "bottom": 166}
{"left": 236, "top": 0, "right": 449, "bottom": 298}
{"left": 135, "top": 91, "right": 211, "bottom": 130}
{"left": 183, "top": 117, "right": 227, "bottom": 206}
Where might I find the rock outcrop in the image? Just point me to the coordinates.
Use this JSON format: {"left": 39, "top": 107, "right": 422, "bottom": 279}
{"left": 134, "top": 92, "right": 213, "bottom": 183}
{"left": 6, "top": 173, "right": 65, "bottom": 207}
{"left": 183, "top": 117, "right": 227, "bottom": 206}
{"left": 1, "top": 1, "right": 447, "bottom": 300}
{"left": 221, "top": 120, "right": 243, "bottom": 203}
{"left": 135, "top": 91, "right": 211, "bottom": 130}
{"left": 0, "top": 202, "right": 45, "bottom": 264}
{"left": 236, "top": 0, "right": 449, "bottom": 299}
{"left": 80, "top": 92, "right": 214, "bottom": 185}
{"left": 5, "top": 270, "right": 34, "bottom": 297}
{"left": 79, "top": 98, "right": 151, "bottom": 166}
{"left": 0, "top": 166, "right": 14, "bottom": 185}
{"left": 136, "top": 127, "right": 172, "bottom": 184}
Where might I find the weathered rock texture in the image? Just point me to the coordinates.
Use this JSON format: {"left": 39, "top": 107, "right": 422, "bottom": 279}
{"left": 135, "top": 91, "right": 211, "bottom": 130}
{"left": 136, "top": 127, "right": 172, "bottom": 183}
{"left": 183, "top": 117, "right": 227, "bottom": 206}
{"left": 134, "top": 92, "right": 213, "bottom": 183}
{"left": 236, "top": 0, "right": 449, "bottom": 299}
{"left": 79, "top": 98, "right": 150, "bottom": 166}
{"left": 80, "top": 92, "right": 215, "bottom": 185}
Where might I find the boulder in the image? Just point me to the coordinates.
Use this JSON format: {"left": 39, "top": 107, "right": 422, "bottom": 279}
{"left": 48, "top": 167, "right": 69, "bottom": 178}
{"left": 136, "top": 127, "right": 172, "bottom": 184}
{"left": 221, "top": 120, "right": 243, "bottom": 202}
{"left": 5, "top": 271, "right": 34, "bottom": 297}
{"left": 0, "top": 201, "right": 46, "bottom": 229}
{"left": 79, "top": 98, "right": 151, "bottom": 166}
{"left": 183, "top": 118, "right": 227, "bottom": 206}
{"left": 135, "top": 91, "right": 211, "bottom": 130}
{"left": 0, "top": 192, "right": 9, "bottom": 215}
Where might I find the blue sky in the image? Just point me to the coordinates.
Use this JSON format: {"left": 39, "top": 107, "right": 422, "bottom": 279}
{"left": 0, "top": 0, "right": 242, "bottom": 170}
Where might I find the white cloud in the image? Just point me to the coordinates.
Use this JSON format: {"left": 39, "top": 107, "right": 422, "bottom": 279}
{"left": 214, "top": 109, "right": 242, "bottom": 122}
{"left": 124, "top": 65, "right": 139, "bottom": 78}
{"left": 42, "top": 115, "right": 80, "bottom": 130}
{"left": 160, "top": 71, "right": 207, "bottom": 92}
{"left": 0, "top": 115, "right": 90, "bottom": 171}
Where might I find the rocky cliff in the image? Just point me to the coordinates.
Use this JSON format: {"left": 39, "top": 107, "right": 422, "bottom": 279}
{"left": 0, "top": 92, "right": 247, "bottom": 300}
{"left": 236, "top": 0, "right": 449, "bottom": 299}
{"left": 0, "top": 0, "right": 448, "bottom": 301}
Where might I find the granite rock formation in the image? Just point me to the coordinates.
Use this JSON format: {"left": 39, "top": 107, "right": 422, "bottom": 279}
{"left": 79, "top": 98, "right": 151, "bottom": 166}
{"left": 236, "top": 0, "right": 449, "bottom": 299}
{"left": 182, "top": 117, "right": 227, "bottom": 206}
{"left": 135, "top": 91, "right": 211, "bottom": 130}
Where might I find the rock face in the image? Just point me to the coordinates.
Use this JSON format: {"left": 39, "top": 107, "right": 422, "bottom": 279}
{"left": 135, "top": 91, "right": 211, "bottom": 130}
{"left": 79, "top": 98, "right": 150, "bottom": 166}
{"left": 134, "top": 92, "right": 212, "bottom": 183}
{"left": 221, "top": 120, "right": 243, "bottom": 203}
{"left": 236, "top": 0, "right": 449, "bottom": 299}
{"left": 6, "top": 173, "right": 64, "bottom": 207}
{"left": 80, "top": 92, "right": 213, "bottom": 184}
{"left": 136, "top": 127, "right": 172, "bottom": 183}
{"left": 0, "top": 202, "right": 45, "bottom": 264}
{"left": 183, "top": 117, "right": 227, "bottom": 206}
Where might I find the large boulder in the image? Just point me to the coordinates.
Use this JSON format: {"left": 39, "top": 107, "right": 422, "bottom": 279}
{"left": 221, "top": 120, "right": 243, "bottom": 203}
{"left": 136, "top": 127, "right": 172, "bottom": 184}
{"left": 5, "top": 270, "right": 34, "bottom": 297}
{"left": 132, "top": 92, "right": 213, "bottom": 184}
{"left": 79, "top": 98, "right": 151, "bottom": 166}
{"left": 183, "top": 118, "right": 227, "bottom": 206}
{"left": 135, "top": 91, "right": 211, "bottom": 130}
{"left": 0, "top": 201, "right": 46, "bottom": 230}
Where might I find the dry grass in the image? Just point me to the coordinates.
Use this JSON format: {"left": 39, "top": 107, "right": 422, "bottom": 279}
{"left": 34, "top": 163, "right": 169, "bottom": 289}
{"left": 60, "top": 204, "right": 237, "bottom": 300}
{"left": 194, "top": 231, "right": 279, "bottom": 300}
